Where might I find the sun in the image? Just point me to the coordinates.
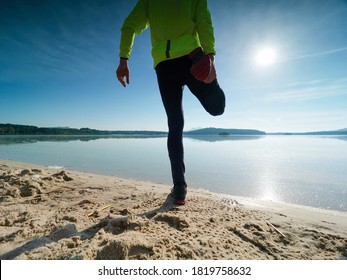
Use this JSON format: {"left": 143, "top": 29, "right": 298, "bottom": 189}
{"left": 255, "top": 47, "right": 277, "bottom": 66}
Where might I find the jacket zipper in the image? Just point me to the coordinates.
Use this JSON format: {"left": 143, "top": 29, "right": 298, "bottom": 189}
{"left": 166, "top": 40, "right": 171, "bottom": 59}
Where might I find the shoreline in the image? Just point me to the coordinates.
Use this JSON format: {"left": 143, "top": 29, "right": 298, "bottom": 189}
{"left": 1, "top": 159, "right": 346, "bottom": 260}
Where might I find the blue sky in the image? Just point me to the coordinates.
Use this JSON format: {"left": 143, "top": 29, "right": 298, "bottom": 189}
{"left": 1, "top": 0, "right": 347, "bottom": 132}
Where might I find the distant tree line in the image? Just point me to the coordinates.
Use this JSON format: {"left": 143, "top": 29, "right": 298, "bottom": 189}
{"left": 0, "top": 124, "right": 167, "bottom": 136}
{"left": 1, "top": 123, "right": 345, "bottom": 136}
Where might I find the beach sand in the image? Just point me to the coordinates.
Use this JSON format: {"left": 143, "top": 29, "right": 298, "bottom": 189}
{"left": 0, "top": 159, "right": 346, "bottom": 260}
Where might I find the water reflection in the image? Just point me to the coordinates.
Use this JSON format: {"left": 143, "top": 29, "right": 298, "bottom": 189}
{"left": 1, "top": 135, "right": 346, "bottom": 146}
{"left": 0, "top": 135, "right": 166, "bottom": 145}
{"left": 0, "top": 134, "right": 266, "bottom": 145}
{"left": 329, "top": 136, "right": 347, "bottom": 142}
{"left": 186, "top": 135, "right": 265, "bottom": 142}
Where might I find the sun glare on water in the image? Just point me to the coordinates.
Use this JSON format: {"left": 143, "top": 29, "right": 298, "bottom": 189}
{"left": 255, "top": 47, "right": 277, "bottom": 67}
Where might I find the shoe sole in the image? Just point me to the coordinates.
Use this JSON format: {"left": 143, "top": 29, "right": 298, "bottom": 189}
{"left": 174, "top": 200, "right": 186, "bottom": 205}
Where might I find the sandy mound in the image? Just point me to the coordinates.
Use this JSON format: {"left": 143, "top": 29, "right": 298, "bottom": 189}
{"left": 0, "top": 160, "right": 346, "bottom": 260}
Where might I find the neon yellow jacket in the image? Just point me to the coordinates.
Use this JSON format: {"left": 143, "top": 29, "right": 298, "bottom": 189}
{"left": 119, "top": 0, "right": 216, "bottom": 68}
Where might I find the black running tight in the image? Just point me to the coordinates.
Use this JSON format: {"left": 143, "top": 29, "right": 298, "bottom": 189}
{"left": 155, "top": 55, "right": 225, "bottom": 187}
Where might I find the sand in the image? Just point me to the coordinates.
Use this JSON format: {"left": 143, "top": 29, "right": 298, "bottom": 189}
{"left": 0, "top": 159, "right": 346, "bottom": 260}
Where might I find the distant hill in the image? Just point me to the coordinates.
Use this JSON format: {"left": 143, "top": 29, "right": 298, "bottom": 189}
{"left": 185, "top": 127, "right": 266, "bottom": 135}
{"left": 301, "top": 129, "right": 347, "bottom": 135}
{"left": 270, "top": 128, "right": 347, "bottom": 135}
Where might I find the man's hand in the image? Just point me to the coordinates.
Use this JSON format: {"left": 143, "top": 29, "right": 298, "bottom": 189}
{"left": 116, "top": 58, "right": 130, "bottom": 87}
{"left": 189, "top": 49, "right": 217, "bottom": 84}
{"left": 203, "top": 54, "right": 216, "bottom": 84}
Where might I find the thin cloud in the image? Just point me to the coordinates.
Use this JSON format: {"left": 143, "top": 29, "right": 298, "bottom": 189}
{"left": 231, "top": 78, "right": 331, "bottom": 92}
{"left": 263, "top": 82, "right": 347, "bottom": 102}
{"left": 229, "top": 76, "right": 347, "bottom": 103}
{"left": 279, "top": 47, "right": 347, "bottom": 63}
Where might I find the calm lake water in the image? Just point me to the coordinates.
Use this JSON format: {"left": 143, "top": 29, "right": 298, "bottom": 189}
{"left": 0, "top": 135, "right": 346, "bottom": 212}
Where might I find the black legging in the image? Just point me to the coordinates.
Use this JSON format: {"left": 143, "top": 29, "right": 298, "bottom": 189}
{"left": 155, "top": 55, "right": 225, "bottom": 188}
